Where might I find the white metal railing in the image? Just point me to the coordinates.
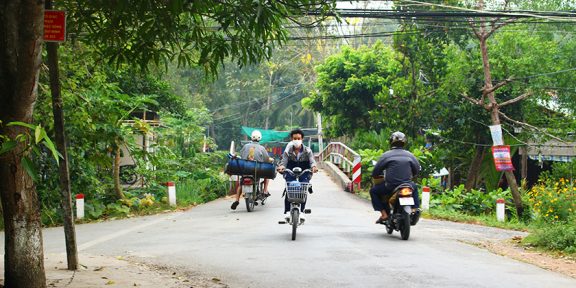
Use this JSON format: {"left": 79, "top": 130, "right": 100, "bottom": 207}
{"left": 319, "top": 142, "right": 361, "bottom": 192}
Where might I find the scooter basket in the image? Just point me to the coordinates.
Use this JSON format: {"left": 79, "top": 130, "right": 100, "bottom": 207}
{"left": 286, "top": 182, "right": 310, "bottom": 204}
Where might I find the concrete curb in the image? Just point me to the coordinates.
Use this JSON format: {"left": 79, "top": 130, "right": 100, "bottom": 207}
{"left": 320, "top": 161, "right": 352, "bottom": 192}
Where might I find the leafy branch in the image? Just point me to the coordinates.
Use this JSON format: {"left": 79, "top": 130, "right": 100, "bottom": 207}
{"left": 0, "top": 121, "right": 62, "bottom": 181}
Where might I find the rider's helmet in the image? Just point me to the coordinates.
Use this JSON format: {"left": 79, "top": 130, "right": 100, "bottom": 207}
{"left": 390, "top": 131, "right": 407, "bottom": 148}
{"left": 251, "top": 130, "right": 262, "bottom": 142}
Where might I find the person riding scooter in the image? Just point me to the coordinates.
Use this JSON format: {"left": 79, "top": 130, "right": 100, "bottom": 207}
{"left": 370, "top": 131, "right": 421, "bottom": 224}
{"left": 277, "top": 128, "right": 318, "bottom": 214}
{"left": 230, "top": 130, "right": 273, "bottom": 210}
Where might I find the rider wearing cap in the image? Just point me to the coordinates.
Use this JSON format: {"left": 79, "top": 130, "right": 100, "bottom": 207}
{"left": 231, "top": 130, "right": 273, "bottom": 210}
{"left": 370, "top": 131, "right": 421, "bottom": 224}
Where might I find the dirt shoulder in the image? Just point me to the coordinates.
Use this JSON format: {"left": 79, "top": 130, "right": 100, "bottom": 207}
{"left": 1, "top": 253, "right": 228, "bottom": 288}
{"left": 475, "top": 238, "right": 576, "bottom": 279}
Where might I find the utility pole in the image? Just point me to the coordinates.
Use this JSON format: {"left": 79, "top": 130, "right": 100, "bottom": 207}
{"left": 265, "top": 70, "right": 273, "bottom": 130}
{"left": 45, "top": 0, "right": 79, "bottom": 270}
{"left": 317, "top": 113, "right": 324, "bottom": 153}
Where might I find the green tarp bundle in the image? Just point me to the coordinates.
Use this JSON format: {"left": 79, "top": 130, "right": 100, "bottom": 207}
{"left": 241, "top": 126, "right": 289, "bottom": 144}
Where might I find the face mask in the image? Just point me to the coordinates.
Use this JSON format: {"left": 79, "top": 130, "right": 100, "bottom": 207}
{"left": 292, "top": 140, "right": 303, "bottom": 148}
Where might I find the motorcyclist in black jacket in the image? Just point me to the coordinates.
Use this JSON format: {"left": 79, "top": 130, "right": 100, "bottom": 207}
{"left": 370, "top": 131, "right": 421, "bottom": 224}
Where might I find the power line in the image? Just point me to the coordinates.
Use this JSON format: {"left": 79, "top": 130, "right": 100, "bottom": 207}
{"left": 209, "top": 83, "right": 307, "bottom": 114}
{"left": 305, "top": 8, "right": 576, "bottom": 22}
{"left": 213, "top": 89, "right": 306, "bottom": 124}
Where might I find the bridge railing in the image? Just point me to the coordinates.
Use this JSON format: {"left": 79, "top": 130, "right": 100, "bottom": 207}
{"left": 319, "top": 142, "right": 361, "bottom": 192}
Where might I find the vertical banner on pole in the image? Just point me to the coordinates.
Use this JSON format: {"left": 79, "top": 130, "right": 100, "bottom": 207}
{"left": 492, "top": 145, "right": 514, "bottom": 171}
{"left": 489, "top": 125, "right": 504, "bottom": 146}
{"left": 229, "top": 141, "right": 235, "bottom": 155}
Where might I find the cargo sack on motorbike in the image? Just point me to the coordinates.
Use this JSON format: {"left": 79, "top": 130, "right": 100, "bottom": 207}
{"left": 225, "top": 158, "right": 277, "bottom": 179}
{"left": 372, "top": 175, "right": 385, "bottom": 185}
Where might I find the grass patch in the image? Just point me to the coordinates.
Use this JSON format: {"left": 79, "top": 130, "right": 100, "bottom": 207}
{"left": 356, "top": 189, "right": 371, "bottom": 201}
{"left": 176, "top": 179, "right": 205, "bottom": 206}
{"left": 522, "top": 222, "right": 576, "bottom": 254}
{"left": 423, "top": 208, "right": 529, "bottom": 231}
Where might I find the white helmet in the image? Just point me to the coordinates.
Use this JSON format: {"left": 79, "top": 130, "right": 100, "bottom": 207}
{"left": 251, "top": 130, "right": 262, "bottom": 142}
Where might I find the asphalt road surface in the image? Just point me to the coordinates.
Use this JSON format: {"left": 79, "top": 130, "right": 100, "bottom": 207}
{"left": 13, "top": 171, "right": 576, "bottom": 287}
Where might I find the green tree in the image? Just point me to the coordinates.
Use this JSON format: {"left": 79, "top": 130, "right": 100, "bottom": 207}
{"left": 305, "top": 42, "right": 408, "bottom": 136}
{"left": 440, "top": 0, "right": 576, "bottom": 217}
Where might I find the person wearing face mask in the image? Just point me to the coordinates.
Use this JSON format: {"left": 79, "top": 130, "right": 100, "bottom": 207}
{"left": 277, "top": 128, "right": 318, "bottom": 214}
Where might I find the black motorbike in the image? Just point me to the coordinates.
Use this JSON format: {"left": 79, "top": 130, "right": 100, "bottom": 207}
{"left": 240, "top": 175, "right": 268, "bottom": 212}
{"left": 378, "top": 183, "right": 421, "bottom": 240}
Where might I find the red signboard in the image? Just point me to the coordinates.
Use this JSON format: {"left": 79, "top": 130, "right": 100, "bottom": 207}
{"left": 492, "top": 145, "right": 514, "bottom": 171}
{"left": 44, "top": 10, "right": 66, "bottom": 42}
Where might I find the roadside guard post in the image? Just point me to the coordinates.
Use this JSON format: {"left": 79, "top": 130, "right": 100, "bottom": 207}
{"left": 166, "top": 182, "right": 177, "bottom": 206}
{"left": 75, "top": 194, "right": 84, "bottom": 219}
{"left": 421, "top": 186, "right": 431, "bottom": 211}
{"left": 496, "top": 198, "right": 505, "bottom": 222}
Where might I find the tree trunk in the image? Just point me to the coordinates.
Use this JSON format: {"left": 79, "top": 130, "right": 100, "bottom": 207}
{"left": 465, "top": 145, "right": 485, "bottom": 190}
{"left": 45, "top": 0, "right": 79, "bottom": 269}
{"left": 520, "top": 146, "right": 528, "bottom": 184}
{"left": 0, "top": 1, "right": 47, "bottom": 287}
{"left": 477, "top": 2, "right": 524, "bottom": 218}
{"left": 114, "top": 146, "right": 125, "bottom": 199}
{"left": 504, "top": 170, "right": 524, "bottom": 217}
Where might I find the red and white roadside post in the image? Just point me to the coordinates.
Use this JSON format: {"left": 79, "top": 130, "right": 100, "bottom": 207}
{"left": 351, "top": 155, "right": 361, "bottom": 192}
{"left": 421, "top": 186, "right": 431, "bottom": 211}
{"left": 166, "top": 182, "right": 177, "bottom": 206}
{"left": 75, "top": 194, "right": 84, "bottom": 220}
{"left": 496, "top": 198, "right": 505, "bottom": 222}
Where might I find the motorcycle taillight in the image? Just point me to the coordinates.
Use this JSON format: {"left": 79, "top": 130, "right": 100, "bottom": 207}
{"left": 399, "top": 187, "right": 413, "bottom": 197}
{"left": 242, "top": 178, "right": 253, "bottom": 185}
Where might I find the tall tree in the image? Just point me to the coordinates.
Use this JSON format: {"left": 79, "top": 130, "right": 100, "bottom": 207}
{"left": 0, "top": 1, "right": 48, "bottom": 287}
{"left": 464, "top": 0, "right": 528, "bottom": 217}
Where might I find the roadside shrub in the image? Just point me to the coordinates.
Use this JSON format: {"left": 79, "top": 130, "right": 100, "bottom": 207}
{"left": 528, "top": 178, "right": 575, "bottom": 223}
{"left": 420, "top": 177, "right": 443, "bottom": 193}
{"left": 524, "top": 221, "right": 576, "bottom": 254}
{"left": 358, "top": 148, "right": 385, "bottom": 188}
{"left": 430, "top": 184, "right": 511, "bottom": 215}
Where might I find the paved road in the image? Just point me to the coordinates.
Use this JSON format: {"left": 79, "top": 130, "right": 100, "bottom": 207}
{"left": 12, "top": 171, "right": 576, "bottom": 287}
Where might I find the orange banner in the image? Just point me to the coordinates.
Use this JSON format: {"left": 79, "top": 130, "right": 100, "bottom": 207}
{"left": 492, "top": 145, "right": 514, "bottom": 171}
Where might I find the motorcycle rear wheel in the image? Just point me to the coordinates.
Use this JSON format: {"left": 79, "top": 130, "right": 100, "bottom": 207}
{"left": 245, "top": 196, "right": 254, "bottom": 212}
{"left": 400, "top": 210, "right": 411, "bottom": 240}
{"left": 245, "top": 184, "right": 256, "bottom": 212}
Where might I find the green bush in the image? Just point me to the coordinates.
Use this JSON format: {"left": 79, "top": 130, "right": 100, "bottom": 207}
{"left": 524, "top": 221, "right": 576, "bottom": 254}
{"left": 357, "top": 148, "right": 385, "bottom": 188}
{"left": 528, "top": 178, "right": 575, "bottom": 223}
{"left": 430, "top": 184, "right": 511, "bottom": 215}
